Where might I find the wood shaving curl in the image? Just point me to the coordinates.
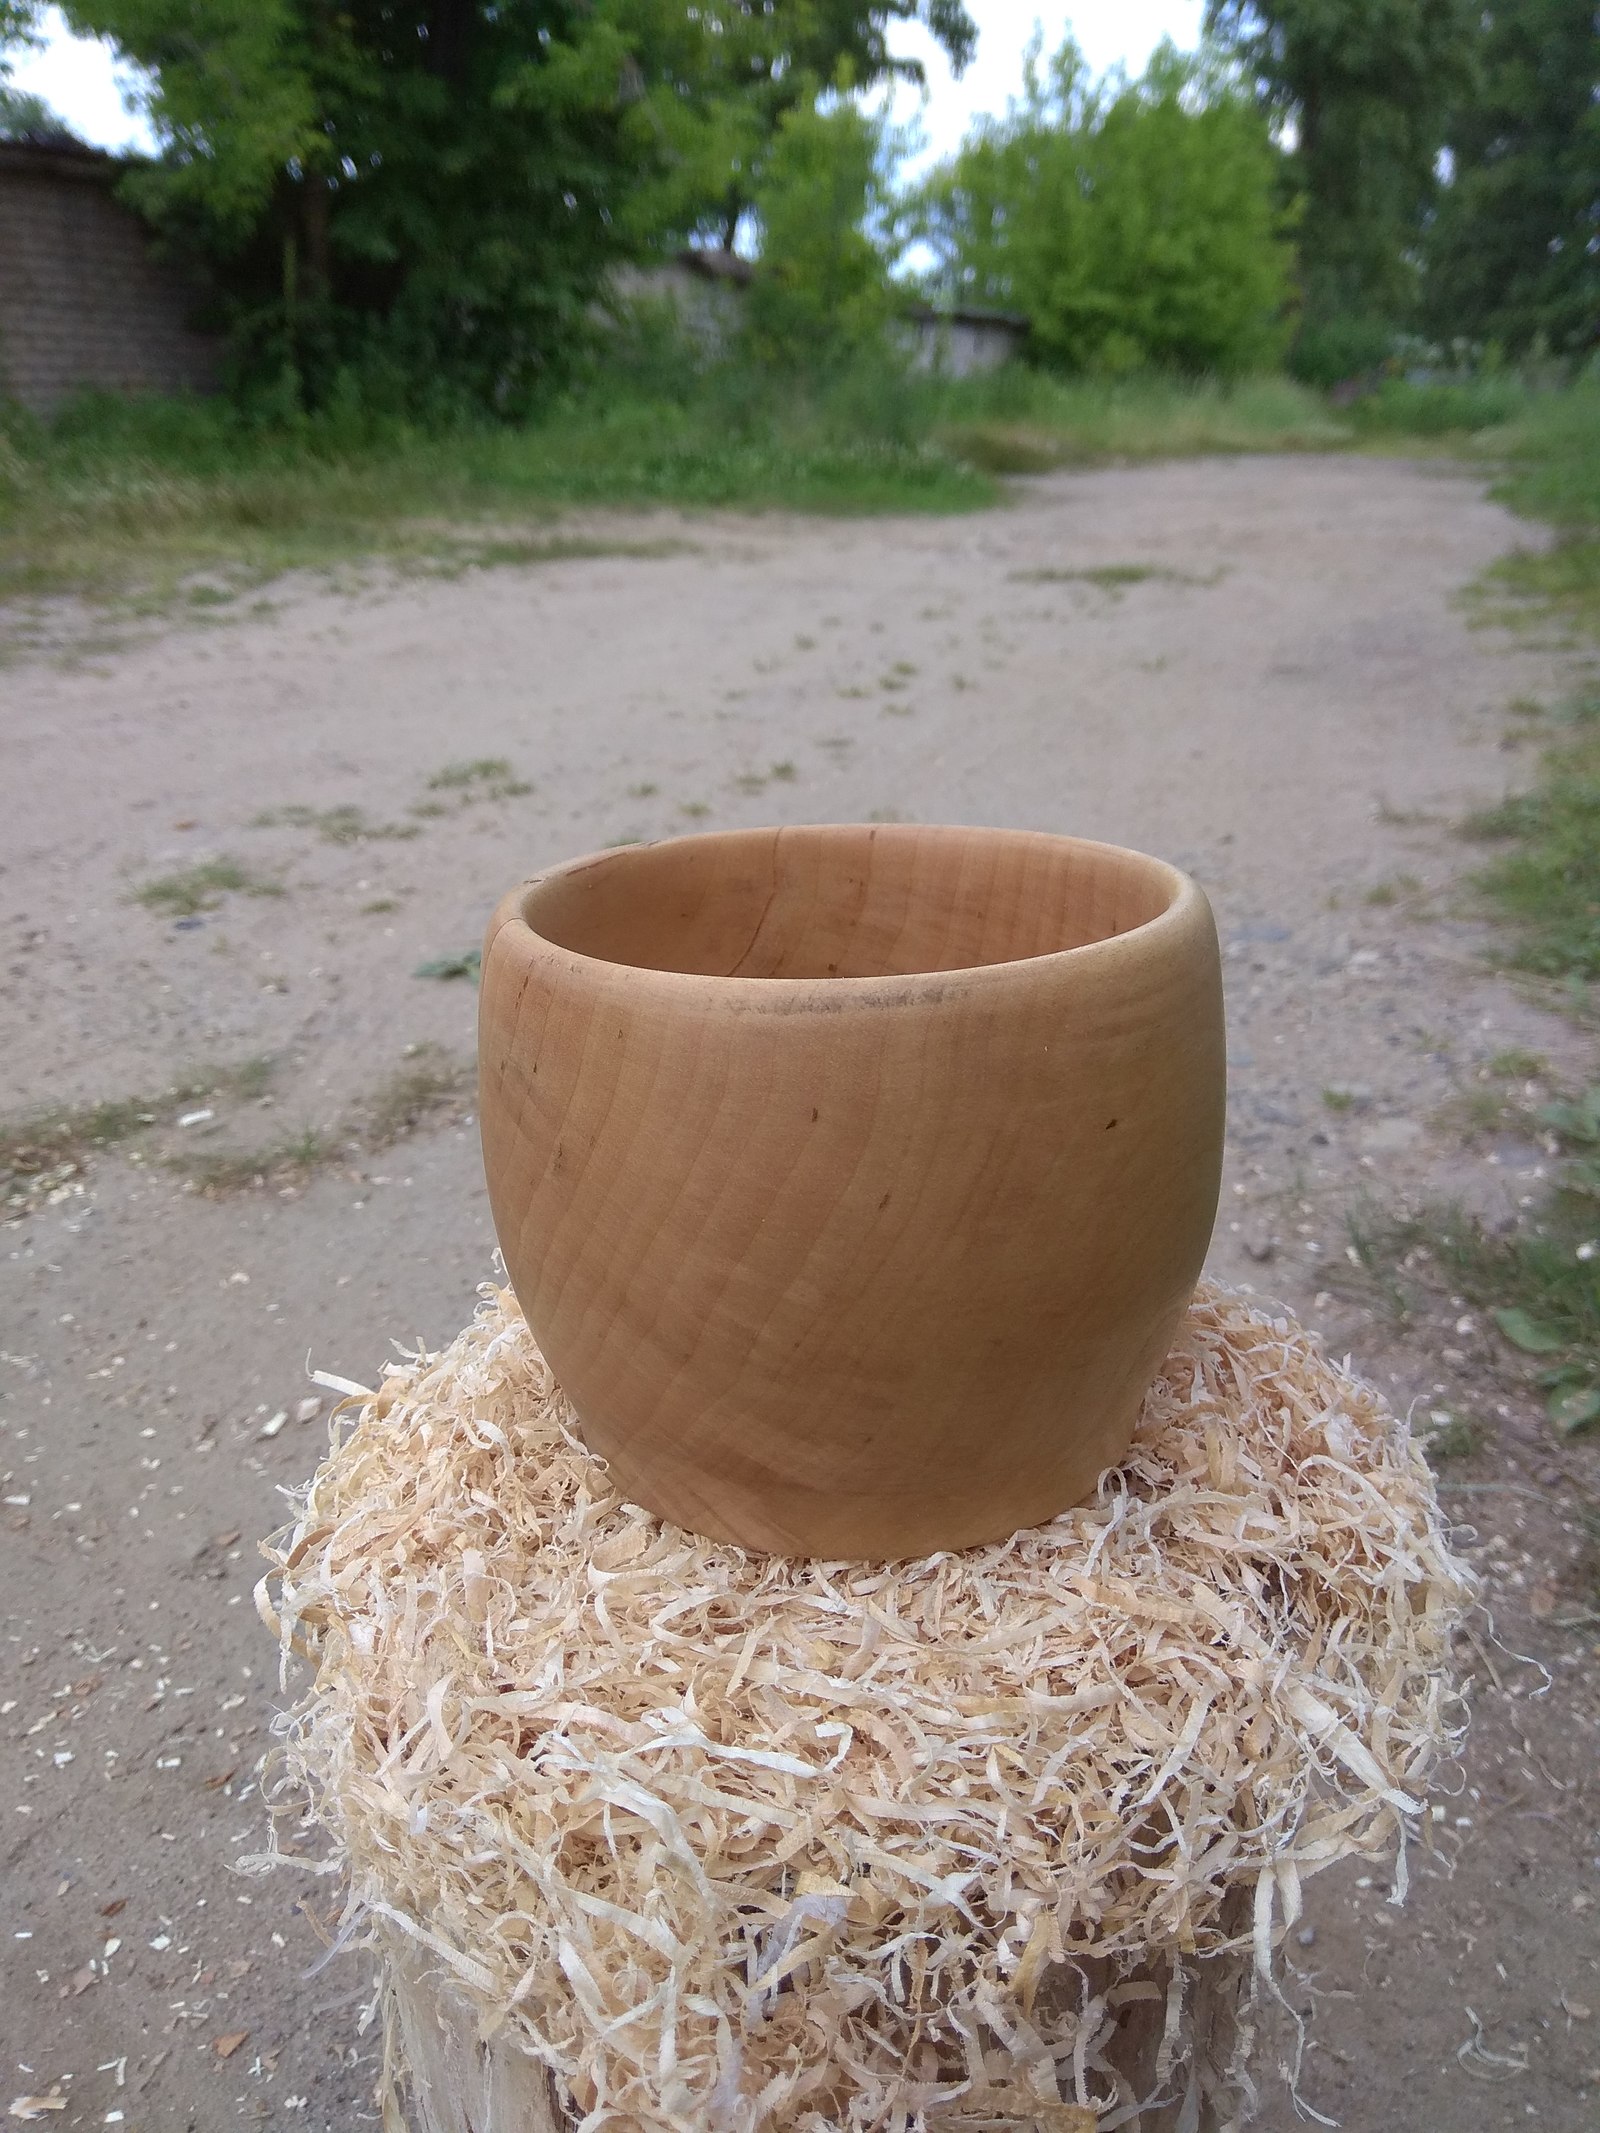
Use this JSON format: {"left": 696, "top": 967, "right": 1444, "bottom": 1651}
{"left": 255, "top": 1281, "right": 1473, "bottom": 2130}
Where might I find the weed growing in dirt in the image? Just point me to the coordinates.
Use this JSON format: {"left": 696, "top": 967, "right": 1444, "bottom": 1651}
{"left": 426, "top": 758, "right": 533, "bottom": 800}
{"left": 365, "top": 1050, "right": 471, "bottom": 1144}
{"left": 1, "top": 1058, "right": 276, "bottom": 1214}
{"left": 1364, "top": 873, "right": 1422, "bottom": 907}
{"left": 252, "top": 803, "right": 421, "bottom": 845}
{"left": 132, "top": 856, "right": 284, "bottom": 915}
{"left": 1488, "top": 1048, "right": 1548, "bottom": 1079}
{"left": 173, "top": 1050, "right": 471, "bottom": 1194}
{"left": 1346, "top": 1160, "right": 1600, "bottom": 1440}
{"left": 414, "top": 948, "right": 481, "bottom": 981}
{"left": 176, "top": 1128, "right": 337, "bottom": 1196}
{"left": 1462, "top": 691, "right": 1600, "bottom": 985}
{"left": 1415, "top": 1409, "right": 1485, "bottom": 1462}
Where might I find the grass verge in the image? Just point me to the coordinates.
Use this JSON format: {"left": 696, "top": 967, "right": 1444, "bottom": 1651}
{"left": 1349, "top": 371, "right": 1600, "bottom": 1446}
{"left": 0, "top": 366, "right": 1350, "bottom": 610}
{"left": 1347, "top": 1183, "right": 1600, "bottom": 1440}
{"left": 1462, "top": 691, "right": 1600, "bottom": 987}
{"left": 935, "top": 372, "right": 1346, "bottom": 474}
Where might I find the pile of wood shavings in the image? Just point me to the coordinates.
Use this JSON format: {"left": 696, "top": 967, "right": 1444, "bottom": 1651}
{"left": 255, "top": 1280, "right": 1473, "bottom": 2131}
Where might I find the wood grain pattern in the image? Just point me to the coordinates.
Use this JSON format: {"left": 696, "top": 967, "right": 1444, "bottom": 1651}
{"left": 479, "top": 824, "right": 1225, "bottom": 1560}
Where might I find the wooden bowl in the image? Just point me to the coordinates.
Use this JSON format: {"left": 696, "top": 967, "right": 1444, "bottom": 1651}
{"left": 479, "top": 824, "right": 1225, "bottom": 1559}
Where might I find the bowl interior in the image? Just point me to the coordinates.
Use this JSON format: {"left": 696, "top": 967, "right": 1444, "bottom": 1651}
{"left": 518, "top": 825, "right": 1181, "bottom": 983}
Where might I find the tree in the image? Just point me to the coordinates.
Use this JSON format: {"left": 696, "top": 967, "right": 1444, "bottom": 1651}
{"left": 1205, "top": 0, "right": 1475, "bottom": 337}
{"left": 0, "top": 83, "right": 67, "bottom": 136}
{"left": 694, "top": 0, "right": 974, "bottom": 248}
{"left": 745, "top": 93, "right": 895, "bottom": 367}
{"left": 920, "top": 38, "right": 1293, "bottom": 376}
{"left": 1424, "top": 0, "right": 1600, "bottom": 356}
{"left": 0, "top": 12, "right": 73, "bottom": 143}
{"left": 0, "top": 1, "right": 975, "bottom": 413}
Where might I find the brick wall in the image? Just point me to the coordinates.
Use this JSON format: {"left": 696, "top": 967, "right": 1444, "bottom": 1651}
{"left": 0, "top": 140, "right": 220, "bottom": 417}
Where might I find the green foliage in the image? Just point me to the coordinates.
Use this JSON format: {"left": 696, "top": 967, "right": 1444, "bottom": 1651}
{"left": 0, "top": 360, "right": 1367, "bottom": 608}
{"left": 1288, "top": 312, "right": 1398, "bottom": 387}
{"left": 1425, "top": 0, "right": 1600, "bottom": 358}
{"left": 1463, "top": 691, "right": 1600, "bottom": 981}
{"left": 0, "top": 364, "right": 994, "bottom": 603}
{"left": 1206, "top": 0, "right": 1475, "bottom": 336}
{"left": 0, "top": 80, "right": 63, "bottom": 136}
{"left": 932, "top": 367, "right": 1345, "bottom": 466}
{"left": 17, "top": 0, "right": 974, "bottom": 415}
{"left": 131, "top": 855, "right": 283, "bottom": 914}
{"left": 919, "top": 38, "right": 1293, "bottom": 376}
{"left": 1350, "top": 1196, "right": 1600, "bottom": 1439}
{"left": 1346, "top": 373, "right": 1532, "bottom": 434}
{"left": 746, "top": 96, "right": 894, "bottom": 367}
{"left": 1489, "top": 372, "right": 1600, "bottom": 530}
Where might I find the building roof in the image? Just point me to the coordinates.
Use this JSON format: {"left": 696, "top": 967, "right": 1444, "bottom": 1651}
{"left": 0, "top": 135, "right": 130, "bottom": 183}
{"left": 676, "top": 246, "right": 756, "bottom": 286}
{"left": 672, "top": 250, "right": 1029, "bottom": 332}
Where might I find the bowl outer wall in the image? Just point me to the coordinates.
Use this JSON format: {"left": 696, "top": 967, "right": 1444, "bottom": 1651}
{"left": 478, "top": 849, "right": 1226, "bottom": 1560}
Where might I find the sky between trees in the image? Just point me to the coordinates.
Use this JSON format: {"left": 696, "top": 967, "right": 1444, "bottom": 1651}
{"left": 7, "top": 0, "right": 1207, "bottom": 167}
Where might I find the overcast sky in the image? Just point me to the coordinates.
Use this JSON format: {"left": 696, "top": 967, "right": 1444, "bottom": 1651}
{"left": 6, "top": 2, "right": 1206, "bottom": 165}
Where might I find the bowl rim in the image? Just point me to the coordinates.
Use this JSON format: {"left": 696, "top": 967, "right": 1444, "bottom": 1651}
{"left": 489, "top": 823, "right": 1209, "bottom": 997}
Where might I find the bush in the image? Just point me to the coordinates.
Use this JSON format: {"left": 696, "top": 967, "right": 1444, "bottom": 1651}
{"left": 1349, "top": 374, "right": 1534, "bottom": 435}
{"left": 745, "top": 95, "right": 896, "bottom": 371}
{"left": 1289, "top": 315, "right": 1397, "bottom": 388}
{"left": 919, "top": 38, "right": 1293, "bottom": 377}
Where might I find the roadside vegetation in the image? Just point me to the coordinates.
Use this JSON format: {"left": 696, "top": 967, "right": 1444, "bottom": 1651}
{"left": 1343, "top": 372, "right": 1600, "bottom": 1447}
{"left": 0, "top": 368, "right": 1366, "bottom": 605}
{"left": 0, "top": 1047, "right": 470, "bottom": 1214}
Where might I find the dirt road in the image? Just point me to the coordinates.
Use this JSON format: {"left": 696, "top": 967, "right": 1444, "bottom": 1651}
{"left": 3, "top": 455, "right": 1598, "bottom": 2129}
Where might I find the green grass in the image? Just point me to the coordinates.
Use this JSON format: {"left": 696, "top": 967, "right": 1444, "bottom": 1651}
{"left": 251, "top": 803, "right": 421, "bottom": 845}
{"left": 1347, "top": 1191, "right": 1600, "bottom": 1439}
{"left": 364, "top": 1049, "right": 471, "bottom": 1144}
{"left": 426, "top": 758, "right": 534, "bottom": 801}
{"left": 0, "top": 378, "right": 994, "bottom": 607}
{"left": 175, "top": 1128, "right": 338, "bottom": 1196}
{"left": 1, "top": 1058, "right": 275, "bottom": 1213}
{"left": 933, "top": 371, "right": 1346, "bottom": 474}
{"left": 1345, "top": 374, "right": 1534, "bottom": 438}
{"left": 1488, "top": 1047, "right": 1548, "bottom": 1080}
{"left": 1350, "top": 374, "right": 1600, "bottom": 1442}
{"left": 0, "top": 364, "right": 1356, "bottom": 611}
{"left": 1461, "top": 691, "right": 1600, "bottom": 981}
{"left": 131, "top": 856, "right": 285, "bottom": 915}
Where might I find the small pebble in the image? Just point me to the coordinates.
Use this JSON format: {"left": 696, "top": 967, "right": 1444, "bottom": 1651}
{"left": 1296, "top": 1925, "right": 1316, "bottom": 1948}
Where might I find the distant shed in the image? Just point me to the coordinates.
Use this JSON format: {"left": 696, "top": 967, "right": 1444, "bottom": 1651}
{"left": 897, "top": 300, "right": 1030, "bottom": 377}
{"left": 0, "top": 137, "right": 219, "bottom": 417}
{"left": 610, "top": 248, "right": 1029, "bottom": 375}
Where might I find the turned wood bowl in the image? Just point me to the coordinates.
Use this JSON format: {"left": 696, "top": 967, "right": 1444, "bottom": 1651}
{"left": 479, "top": 824, "right": 1225, "bottom": 1559}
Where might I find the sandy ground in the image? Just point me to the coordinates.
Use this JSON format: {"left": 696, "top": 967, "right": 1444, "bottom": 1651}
{"left": 3, "top": 454, "right": 1599, "bottom": 2131}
